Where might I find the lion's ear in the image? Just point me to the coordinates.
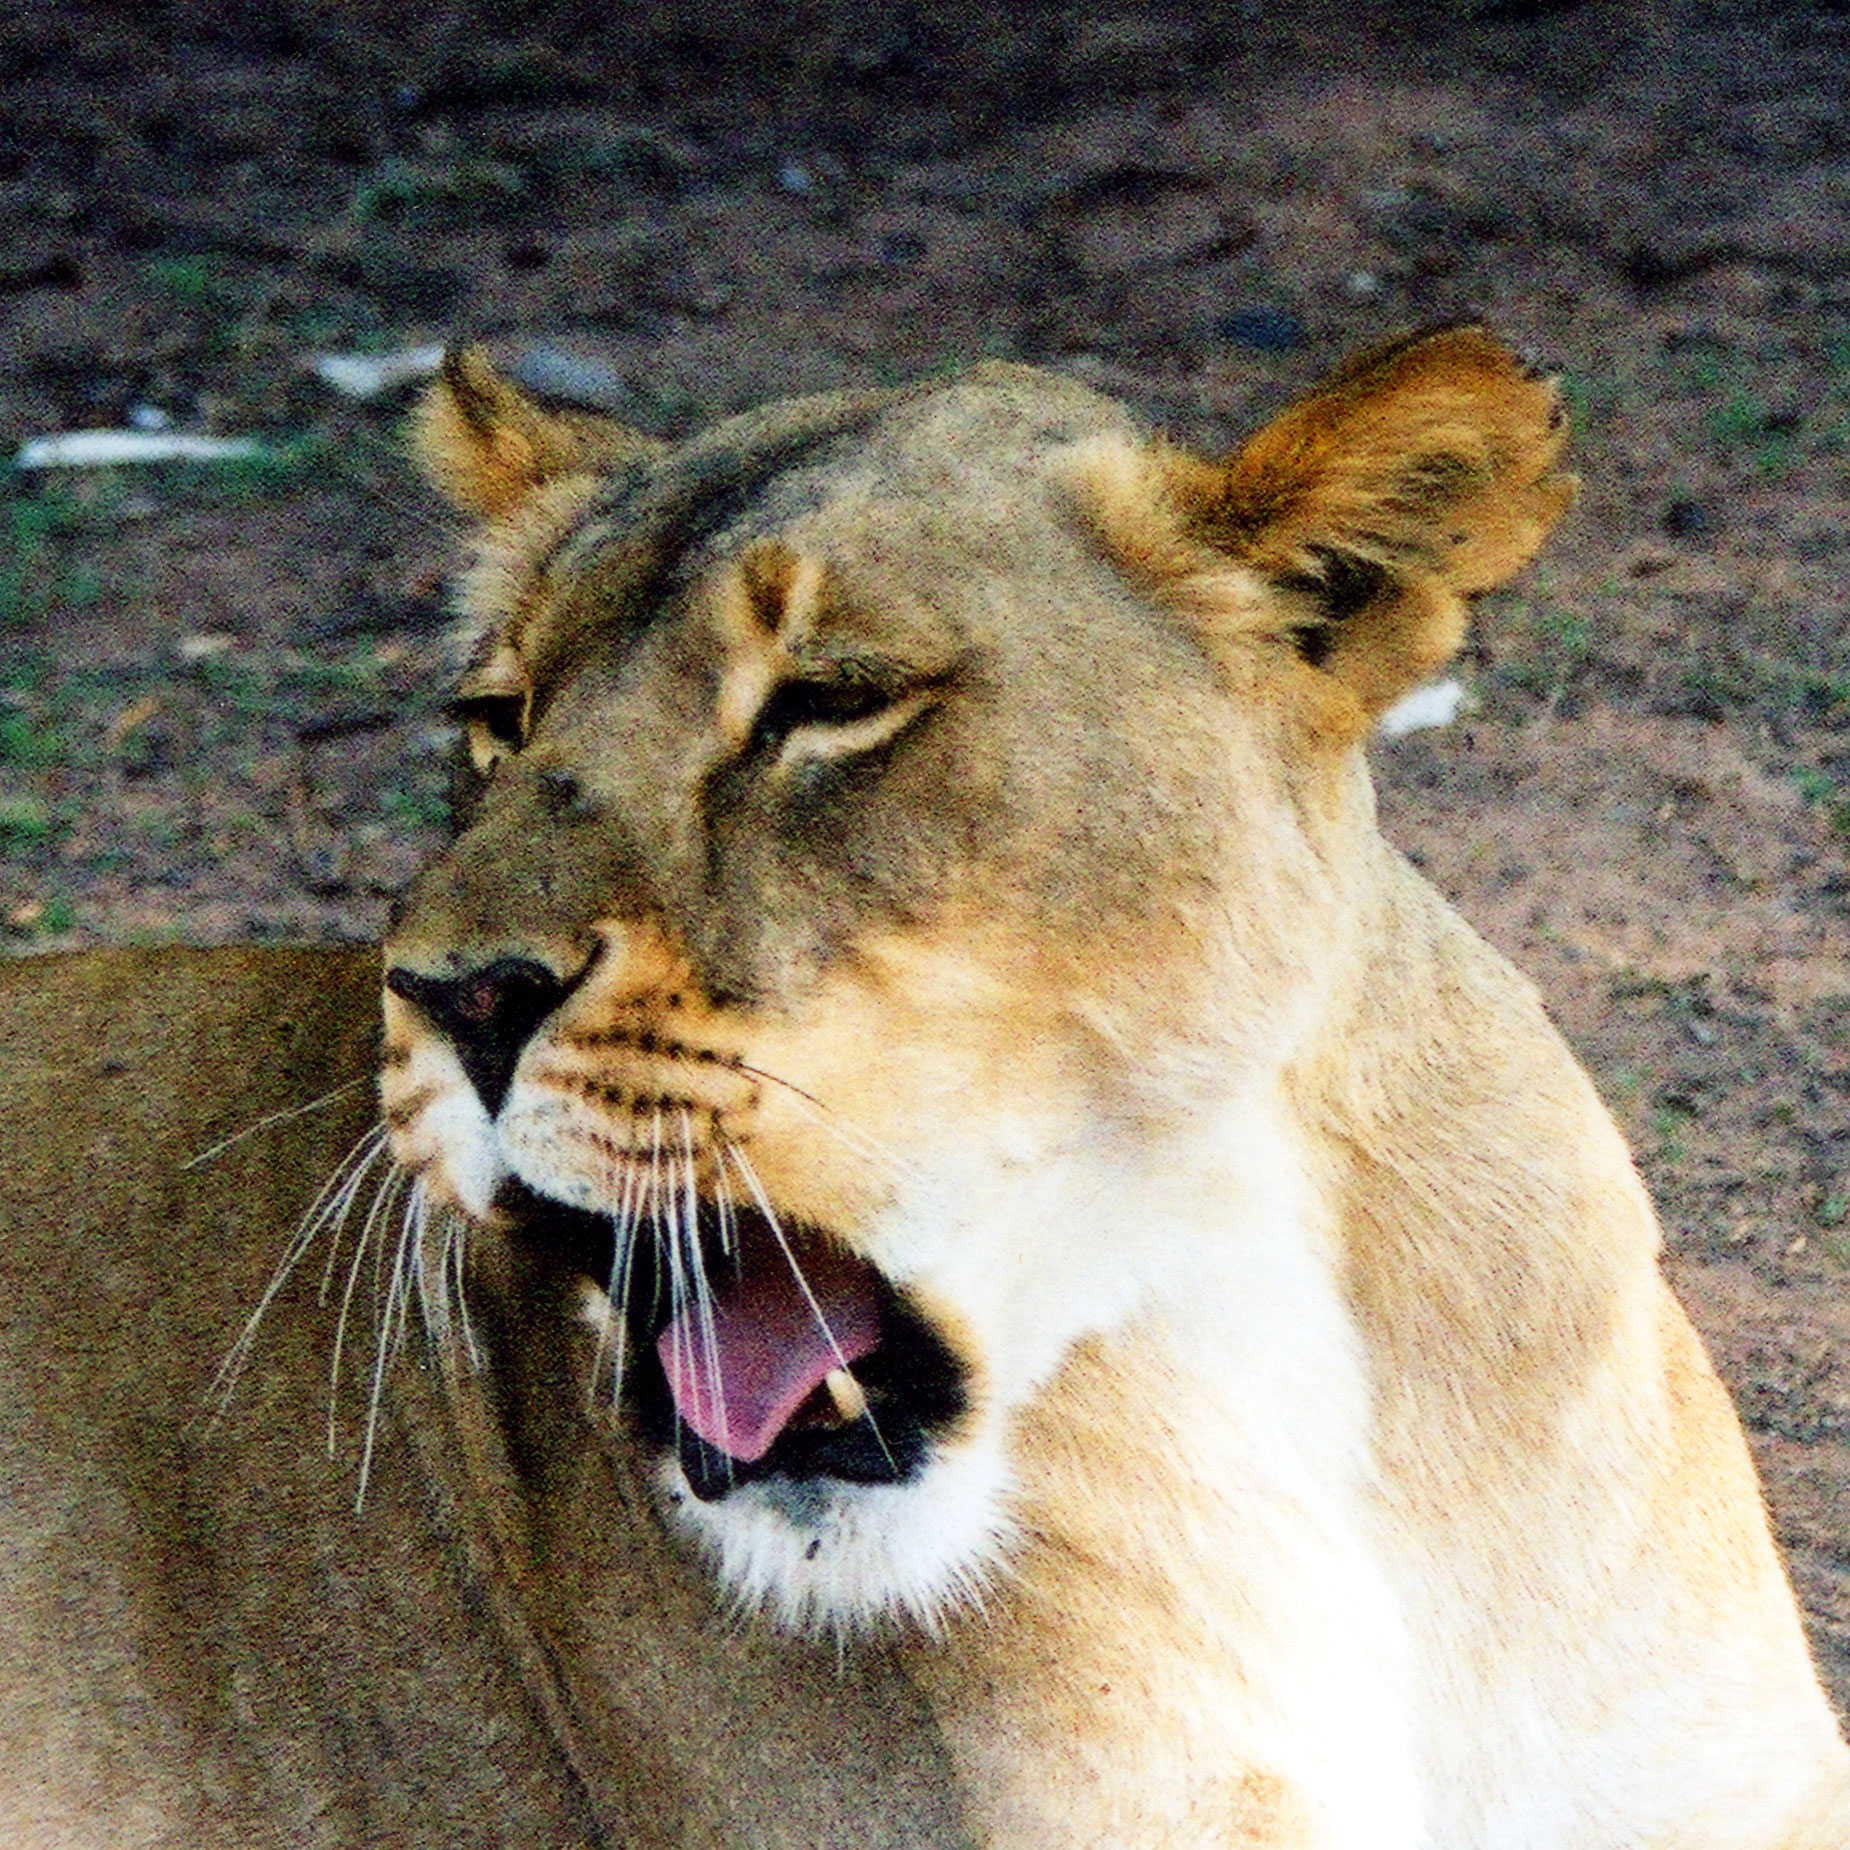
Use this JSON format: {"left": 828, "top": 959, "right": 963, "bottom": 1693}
{"left": 1166, "top": 324, "right": 1577, "bottom": 716}
{"left": 412, "top": 346, "right": 658, "bottom": 518}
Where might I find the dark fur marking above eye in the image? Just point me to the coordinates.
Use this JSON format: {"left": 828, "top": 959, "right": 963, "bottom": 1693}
{"left": 552, "top": 412, "right": 888, "bottom": 645}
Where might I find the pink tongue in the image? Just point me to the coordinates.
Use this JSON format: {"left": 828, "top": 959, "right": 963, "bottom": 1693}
{"left": 655, "top": 1234, "right": 881, "bottom": 1463}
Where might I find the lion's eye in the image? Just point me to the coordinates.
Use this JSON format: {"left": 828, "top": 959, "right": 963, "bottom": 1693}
{"left": 454, "top": 692, "right": 527, "bottom": 774}
{"left": 746, "top": 674, "right": 933, "bottom": 770}
{"left": 757, "top": 677, "right": 894, "bottom": 740}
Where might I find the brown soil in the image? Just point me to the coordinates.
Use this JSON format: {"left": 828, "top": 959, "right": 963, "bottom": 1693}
{"left": 3, "top": 0, "right": 1847, "bottom": 1719}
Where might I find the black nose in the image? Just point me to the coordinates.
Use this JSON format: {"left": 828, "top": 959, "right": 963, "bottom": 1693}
{"left": 385, "top": 956, "right": 571, "bottom": 1116}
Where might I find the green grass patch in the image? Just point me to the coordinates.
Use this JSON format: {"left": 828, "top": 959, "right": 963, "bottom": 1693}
{"left": 0, "top": 794, "right": 55, "bottom": 846}
{"left": 0, "top": 709, "right": 62, "bottom": 766}
{"left": 1793, "top": 766, "right": 1850, "bottom": 837}
{"left": 31, "top": 894, "right": 75, "bottom": 936}
{"left": 144, "top": 256, "right": 248, "bottom": 317}
{"left": 1705, "top": 388, "right": 1797, "bottom": 474}
{"left": 379, "top": 780, "right": 450, "bottom": 829}
{"left": 0, "top": 485, "right": 112, "bottom": 629}
{"left": 348, "top": 155, "right": 525, "bottom": 223}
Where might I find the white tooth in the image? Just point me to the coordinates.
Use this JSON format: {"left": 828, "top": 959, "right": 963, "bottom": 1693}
{"left": 822, "top": 1366, "right": 867, "bottom": 1424}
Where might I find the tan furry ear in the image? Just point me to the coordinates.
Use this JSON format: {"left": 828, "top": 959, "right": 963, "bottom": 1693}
{"left": 412, "top": 346, "right": 658, "bottom": 518}
{"left": 1166, "top": 324, "right": 1577, "bottom": 714}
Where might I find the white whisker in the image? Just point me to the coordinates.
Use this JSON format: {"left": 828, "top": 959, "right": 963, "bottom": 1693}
{"left": 712, "top": 1136, "right": 738, "bottom": 1268}
{"left": 592, "top": 1144, "right": 647, "bottom": 1401}
{"left": 442, "top": 1201, "right": 483, "bottom": 1371}
{"left": 314, "top": 1146, "right": 389, "bottom": 1300}
{"left": 658, "top": 1115, "right": 694, "bottom": 1389}
{"left": 357, "top": 1199, "right": 421, "bottom": 1509}
{"left": 681, "top": 1108, "right": 728, "bottom": 1473}
{"left": 182, "top": 1078, "right": 372, "bottom": 1170}
{"left": 653, "top": 1109, "right": 727, "bottom": 1490}
{"left": 720, "top": 1141, "right": 896, "bottom": 1473}
{"left": 408, "top": 1185, "right": 476, "bottom": 1369}
{"left": 201, "top": 1092, "right": 497, "bottom": 1514}
{"left": 329, "top": 1161, "right": 406, "bottom": 1453}
{"left": 205, "top": 1124, "right": 392, "bottom": 1421}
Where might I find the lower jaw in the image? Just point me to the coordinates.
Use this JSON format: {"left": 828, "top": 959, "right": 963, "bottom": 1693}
{"left": 496, "top": 1185, "right": 972, "bottom": 1503}
{"left": 669, "top": 1410, "right": 930, "bottom": 1502}
{"left": 653, "top": 1437, "right": 1015, "bottom": 1639}
{"left": 668, "top": 1454, "right": 859, "bottom": 1530}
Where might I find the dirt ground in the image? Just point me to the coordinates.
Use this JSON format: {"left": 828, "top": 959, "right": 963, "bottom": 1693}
{"left": 3, "top": 0, "right": 1847, "bottom": 1720}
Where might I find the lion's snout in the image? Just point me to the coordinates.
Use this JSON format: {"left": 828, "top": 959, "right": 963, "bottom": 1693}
{"left": 385, "top": 955, "right": 576, "bottom": 1115}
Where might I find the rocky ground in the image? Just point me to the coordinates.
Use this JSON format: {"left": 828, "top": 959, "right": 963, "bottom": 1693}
{"left": 2, "top": 0, "right": 1846, "bottom": 1716}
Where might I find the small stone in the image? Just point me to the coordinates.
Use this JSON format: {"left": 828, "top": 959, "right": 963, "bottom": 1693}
{"left": 1663, "top": 499, "right": 1718, "bottom": 538}
{"left": 1215, "top": 307, "right": 1305, "bottom": 353}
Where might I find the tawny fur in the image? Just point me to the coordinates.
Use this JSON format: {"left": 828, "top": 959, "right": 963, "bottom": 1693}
{"left": 383, "top": 328, "right": 1850, "bottom": 1848}
{"left": 11, "top": 330, "right": 1838, "bottom": 1850}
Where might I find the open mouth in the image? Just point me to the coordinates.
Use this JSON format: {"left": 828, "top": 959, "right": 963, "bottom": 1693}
{"left": 503, "top": 1187, "right": 967, "bottom": 1503}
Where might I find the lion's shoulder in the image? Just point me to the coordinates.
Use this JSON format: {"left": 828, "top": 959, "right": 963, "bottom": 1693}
{"left": 0, "top": 944, "right": 970, "bottom": 1850}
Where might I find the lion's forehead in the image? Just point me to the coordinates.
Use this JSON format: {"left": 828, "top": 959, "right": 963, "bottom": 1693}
{"left": 509, "top": 370, "right": 1148, "bottom": 659}
{"left": 416, "top": 371, "right": 1247, "bottom": 1004}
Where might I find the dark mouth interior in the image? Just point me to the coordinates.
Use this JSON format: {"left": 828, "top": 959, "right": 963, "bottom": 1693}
{"left": 503, "top": 1186, "right": 966, "bottom": 1503}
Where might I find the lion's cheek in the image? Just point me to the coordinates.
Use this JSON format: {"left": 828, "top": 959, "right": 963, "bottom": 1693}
{"left": 491, "top": 1092, "right": 666, "bottom": 1218}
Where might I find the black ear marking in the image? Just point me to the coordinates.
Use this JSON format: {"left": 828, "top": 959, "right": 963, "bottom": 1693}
{"left": 1278, "top": 547, "right": 1393, "bottom": 666}
{"left": 1279, "top": 546, "right": 1392, "bottom": 656}
{"left": 1287, "top": 622, "right": 1336, "bottom": 668}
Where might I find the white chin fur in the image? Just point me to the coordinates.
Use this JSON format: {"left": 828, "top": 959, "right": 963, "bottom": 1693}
{"left": 655, "top": 1431, "right": 1016, "bottom": 1638}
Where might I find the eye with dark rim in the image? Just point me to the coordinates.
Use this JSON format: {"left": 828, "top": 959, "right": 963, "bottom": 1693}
{"left": 747, "top": 675, "right": 901, "bottom": 756}
{"left": 453, "top": 691, "right": 527, "bottom": 770}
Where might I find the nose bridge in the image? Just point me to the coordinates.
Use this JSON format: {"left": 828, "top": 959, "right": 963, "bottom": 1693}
{"left": 392, "top": 759, "right": 664, "bottom": 966}
{"left": 385, "top": 771, "right": 699, "bottom": 1115}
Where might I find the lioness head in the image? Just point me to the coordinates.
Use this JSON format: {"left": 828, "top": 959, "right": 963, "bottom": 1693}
{"left": 382, "top": 329, "right": 1571, "bottom": 1632}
